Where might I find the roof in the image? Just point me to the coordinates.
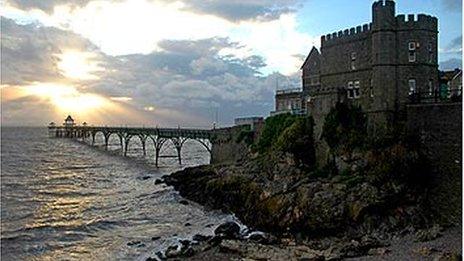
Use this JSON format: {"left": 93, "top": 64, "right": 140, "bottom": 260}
{"left": 65, "top": 115, "right": 74, "bottom": 121}
{"left": 440, "top": 69, "right": 462, "bottom": 81}
{"left": 300, "top": 47, "right": 320, "bottom": 70}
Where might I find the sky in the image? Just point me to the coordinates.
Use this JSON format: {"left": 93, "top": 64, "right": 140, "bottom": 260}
{"left": 1, "top": 0, "right": 462, "bottom": 127}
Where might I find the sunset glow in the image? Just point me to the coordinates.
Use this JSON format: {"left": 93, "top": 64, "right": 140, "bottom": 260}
{"left": 57, "top": 51, "right": 103, "bottom": 80}
{"left": 23, "top": 83, "right": 107, "bottom": 114}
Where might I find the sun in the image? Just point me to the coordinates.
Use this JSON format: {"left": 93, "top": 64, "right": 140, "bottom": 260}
{"left": 24, "top": 83, "right": 107, "bottom": 115}
{"left": 56, "top": 50, "right": 103, "bottom": 80}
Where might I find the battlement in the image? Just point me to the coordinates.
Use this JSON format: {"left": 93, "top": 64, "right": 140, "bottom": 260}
{"left": 372, "top": 0, "right": 395, "bottom": 8}
{"left": 396, "top": 13, "right": 438, "bottom": 31}
{"left": 321, "top": 23, "right": 372, "bottom": 46}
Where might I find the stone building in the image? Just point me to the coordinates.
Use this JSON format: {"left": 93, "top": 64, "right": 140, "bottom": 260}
{"left": 273, "top": 88, "right": 305, "bottom": 115}
{"left": 275, "top": 0, "right": 439, "bottom": 164}
{"left": 440, "top": 69, "right": 462, "bottom": 97}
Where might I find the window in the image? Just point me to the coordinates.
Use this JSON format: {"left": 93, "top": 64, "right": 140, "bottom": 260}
{"left": 347, "top": 81, "right": 354, "bottom": 99}
{"left": 408, "top": 42, "right": 416, "bottom": 62}
{"left": 350, "top": 52, "right": 356, "bottom": 70}
{"left": 354, "top": 81, "right": 361, "bottom": 98}
{"left": 408, "top": 79, "right": 416, "bottom": 95}
{"left": 428, "top": 79, "right": 434, "bottom": 96}
{"left": 370, "top": 79, "right": 374, "bottom": 98}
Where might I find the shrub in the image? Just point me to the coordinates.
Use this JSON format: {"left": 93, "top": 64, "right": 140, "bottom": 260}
{"left": 255, "top": 113, "right": 301, "bottom": 153}
{"left": 275, "top": 116, "right": 316, "bottom": 166}
{"left": 321, "top": 102, "right": 367, "bottom": 154}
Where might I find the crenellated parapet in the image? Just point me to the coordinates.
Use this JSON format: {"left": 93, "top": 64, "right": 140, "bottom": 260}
{"left": 321, "top": 23, "right": 372, "bottom": 47}
{"left": 396, "top": 14, "right": 438, "bottom": 32}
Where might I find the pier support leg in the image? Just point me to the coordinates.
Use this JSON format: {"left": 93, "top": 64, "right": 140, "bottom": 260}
{"left": 104, "top": 134, "right": 109, "bottom": 151}
{"left": 142, "top": 141, "right": 146, "bottom": 156}
{"left": 124, "top": 139, "right": 130, "bottom": 157}
{"left": 91, "top": 133, "right": 95, "bottom": 146}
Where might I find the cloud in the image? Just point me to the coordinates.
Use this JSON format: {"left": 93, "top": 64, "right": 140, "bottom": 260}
{"left": 177, "top": 0, "right": 301, "bottom": 22}
{"left": 1, "top": 17, "right": 99, "bottom": 85}
{"left": 6, "top": 0, "right": 301, "bottom": 22}
{"left": 439, "top": 58, "right": 462, "bottom": 70}
{"left": 2, "top": 18, "right": 298, "bottom": 127}
{"left": 442, "top": 0, "right": 462, "bottom": 11}
{"left": 440, "top": 36, "right": 462, "bottom": 55}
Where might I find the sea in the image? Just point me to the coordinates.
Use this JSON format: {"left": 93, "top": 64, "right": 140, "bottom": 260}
{"left": 1, "top": 127, "right": 236, "bottom": 260}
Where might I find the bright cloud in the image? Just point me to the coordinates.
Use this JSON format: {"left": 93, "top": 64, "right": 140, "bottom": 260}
{"left": 2, "top": 0, "right": 317, "bottom": 75}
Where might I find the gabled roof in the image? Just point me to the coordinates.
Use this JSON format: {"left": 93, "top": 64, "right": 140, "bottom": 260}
{"left": 300, "top": 47, "right": 320, "bottom": 70}
{"left": 65, "top": 115, "right": 74, "bottom": 121}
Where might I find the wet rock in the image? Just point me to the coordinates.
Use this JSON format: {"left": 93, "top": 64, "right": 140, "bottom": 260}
{"left": 192, "top": 234, "right": 211, "bottom": 242}
{"left": 154, "top": 179, "right": 163, "bottom": 185}
{"left": 142, "top": 176, "right": 151, "bottom": 180}
{"left": 165, "top": 245, "right": 181, "bottom": 258}
{"left": 151, "top": 236, "right": 161, "bottom": 241}
{"left": 127, "top": 240, "right": 141, "bottom": 246}
{"left": 179, "top": 200, "right": 189, "bottom": 205}
{"left": 184, "top": 223, "right": 192, "bottom": 227}
{"left": 247, "top": 232, "right": 278, "bottom": 245}
{"left": 214, "top": 222, "right": 241, "bottom": 239}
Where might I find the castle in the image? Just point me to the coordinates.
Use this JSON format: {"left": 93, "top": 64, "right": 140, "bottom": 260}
{"left": 274, "top": 0, "right": 439, "bottom": 162}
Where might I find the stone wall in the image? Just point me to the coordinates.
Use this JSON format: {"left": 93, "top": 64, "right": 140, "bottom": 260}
{"left": 406, "top": 102, "right": 462, "bottom": 225}
{"left": 210, "top": 126, "right": 252, "bottom": 164}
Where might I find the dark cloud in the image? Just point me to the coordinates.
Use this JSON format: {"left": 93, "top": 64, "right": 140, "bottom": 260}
{"left": 6, "top": 0, "right": 300, "bottom": 22}
{"left": 178, "top": 0, "right": 300, "bottom": 22}
{"left": 442, "top": 0, "right": 462, "bottom": 11}
{"left": 443, "top": 36, "right": 462, "bottom": 54}
{"left": 2, "top": 18, "right": 292, "bottom": 126}
{"left": 1, "top": 17, "right": 98, "bottom": 85}
{"left": 5, "top": 0, "right": 95, "bottom": 12}
{"left": 440, "top": 58, "right": 462, "bottom": 70}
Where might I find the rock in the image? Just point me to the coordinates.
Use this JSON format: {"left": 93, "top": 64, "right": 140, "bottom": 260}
{"left": 179, "top": 200, "right": 189, "bottom": 205}
{"left": 214, "top": 222, "right": 241, "bottom": 239}
{"left": 192, "top": 234, "right": 212, "bottom": 242}
{"left": 413, "top": 246, "right": 438, "bottom": 257}
{"left": 127, "top": 240, "right": 141, "bottom": 246}
{"left": 367, "top": 247, "right": 390, "bottom": 256}
{"left": 154, "top": 179, "right": 163, "bottom": 185}
{"left": 415, "top": 224, "right": 443, "bottom": 242}
{"left": 165, "top": 245, "right": 181, "bottom": 258}
{"left": 185, "top": 223, "right": 192, "bottom": 227}
{"left": 247, "top": 232, "right": 278, "bottom": 244}
{"left": 434, "top": 252, "right": 462, "bottom": 261}
{"left": 142, "top": 176, "right": 151, "bottom": 180}
{"left": 219, "top": 240, "right": 242, "bottom": 253}
{"left": 151, "top": 236, "right": 161, "bottom": 241}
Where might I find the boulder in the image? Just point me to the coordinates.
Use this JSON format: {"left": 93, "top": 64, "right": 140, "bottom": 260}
{"left": 214, "top": 222, "right": 241, "bottom": 239}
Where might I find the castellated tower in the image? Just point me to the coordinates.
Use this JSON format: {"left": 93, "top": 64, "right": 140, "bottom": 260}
{"left": 294, "top": 0, "right": 438, "bottom": 165}
{"left": 371, "top": 0, "right": 397, "bottom": 129}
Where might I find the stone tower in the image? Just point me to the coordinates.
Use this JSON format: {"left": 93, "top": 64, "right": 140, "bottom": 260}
{"left": 371, "top": 0, "right": 397, "bottom": 131}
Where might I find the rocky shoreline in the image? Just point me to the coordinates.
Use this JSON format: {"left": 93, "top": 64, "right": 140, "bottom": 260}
{"left": 148, "top": 156, "right": 461, "bottom": 260}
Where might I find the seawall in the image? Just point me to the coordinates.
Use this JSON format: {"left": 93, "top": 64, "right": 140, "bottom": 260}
{"left": 406, "top": 102, "right": 462, "bottom": 225}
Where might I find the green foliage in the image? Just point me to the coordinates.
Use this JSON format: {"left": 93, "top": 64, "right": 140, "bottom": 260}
{"left": 255, "top": 113, "right": 301, "bottom": 153}
{"left": 236, "top": 129, "right": 254, "bottom": 146}
{"left": 275, "top": 116, "right": 316, "bottom": 166}
{"left": 322, "top": 102, "right": 367, "bottom": 153}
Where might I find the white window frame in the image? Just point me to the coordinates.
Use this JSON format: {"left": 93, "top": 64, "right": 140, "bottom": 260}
{"left": 408, "top": 42, "right": 416, "bottom": 62}
{"left": 350, "top": 52, "right": 356, "bottom": 70}
{"left": 354, "top": 80, "right": 361, "bottom": 98}
{"left": 428, "top": 79, "right": 433, "bottom": 96}
{"left": 408, "top": 79, "right": 416, "bottom": 95}
{"left": 347, "top": 81, "right": 354, "bottom": 99}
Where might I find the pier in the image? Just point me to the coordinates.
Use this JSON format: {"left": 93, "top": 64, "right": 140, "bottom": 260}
{"left": 48, "top": 116, "right": 213, "bottom": 167}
